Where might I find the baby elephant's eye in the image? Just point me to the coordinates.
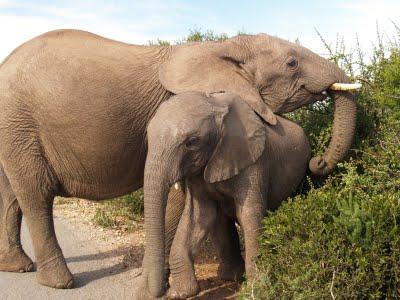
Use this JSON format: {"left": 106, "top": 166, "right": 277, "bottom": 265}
{"left": 185, "top": 136, "right": 200, "bottom": 149}
{"left": 287, "top": 57, "right": 298, "bottom": 69}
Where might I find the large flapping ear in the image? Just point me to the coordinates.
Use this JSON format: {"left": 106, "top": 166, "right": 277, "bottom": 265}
{"left": 204, "top": 93, "right": 266, "bottom": 183}
{"left": 159, "top": 37, "right": 277, "bottom": 125}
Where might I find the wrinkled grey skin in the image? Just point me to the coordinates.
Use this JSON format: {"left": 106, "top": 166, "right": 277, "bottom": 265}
{"left": 144, "top": 33, "right": 357, "bottom": 298}
{"left": 145, "top": 92, "right": 311, "bottom": 298}
{"left": 0, "top": 29, "right": 356, "bottom": 297}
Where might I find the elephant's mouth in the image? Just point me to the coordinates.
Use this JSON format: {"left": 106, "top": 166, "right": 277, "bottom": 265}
{"left": 305, "top": 87, "right": 330, "bottom": 104}
{"left": 276, "top": 86, "right": 328, "bottom": 114}
{"left": 303, "top": 82, "right": 333, "bottom": 100}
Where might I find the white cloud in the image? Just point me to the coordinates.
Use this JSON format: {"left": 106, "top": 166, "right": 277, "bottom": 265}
{"left": 0, "top": 1, "right": 194, "bottom": 61}
{"left": 0, "top": 13, "right": 157, "bottom": 61}
{"left": 307, "top": 0, "right": 400, "bottom": 58}
{"left": 1, "top": 0, "right": 399, "bottom": 63}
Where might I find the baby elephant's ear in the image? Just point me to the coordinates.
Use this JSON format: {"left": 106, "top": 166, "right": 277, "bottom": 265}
{"left": 204, "top": 93, "right": 266, "bottom": 183}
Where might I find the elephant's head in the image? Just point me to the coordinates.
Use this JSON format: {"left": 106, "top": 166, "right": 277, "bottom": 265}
{"left": 159, "top": 33, "right": 359, "bottom": 176}
{"left": 143, "top": 92, "right": 266, "bottom": 296}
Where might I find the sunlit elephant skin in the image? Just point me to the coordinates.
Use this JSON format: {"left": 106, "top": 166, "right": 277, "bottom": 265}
{"left": 0, "top": 29, "right": 356, "bottom": 297}
{"left": 144, "top": 92, "right": 312, "bottom": 298}
{"left": 145, "top": 33, "right": 357, "bottom": 298}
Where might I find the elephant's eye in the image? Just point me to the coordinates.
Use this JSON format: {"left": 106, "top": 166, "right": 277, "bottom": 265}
{"left": 185, "top": 136, "right": 201, "bottom": 149}
{"left": 287, "top": 57, "right": 298, "bottom": 69}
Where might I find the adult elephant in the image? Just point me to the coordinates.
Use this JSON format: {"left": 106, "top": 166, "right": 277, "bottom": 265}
{"left": 0, "top": 30, "right": 358, "bottom": 295}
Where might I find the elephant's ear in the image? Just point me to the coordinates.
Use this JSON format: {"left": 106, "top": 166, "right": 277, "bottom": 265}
{"left": 159, "top": 38, "right": 277, "bottom": 125}
{"left": 204, "top": 93, "right": 266, "bottom": 183}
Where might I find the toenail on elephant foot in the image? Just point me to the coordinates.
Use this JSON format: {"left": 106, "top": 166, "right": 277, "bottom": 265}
{"left": 36, "top": 255, "right": 74, "bottom": 289}
{"left": 167, "top": 285, "right": 200, "bottom": 300}
{"left": 0, "top": 247, "right": 34, "bottom": 273}
{"left": 133, "top": 274, "right": 167, "bottom": 300}
{"left": 55, "top": 279, "right": 74, "bottom": 289}
{"left": 18, "top": 262, "right": 34, "bottom": 273}
{"left": 167, "top": 278, "right": 200, "bottom": 299}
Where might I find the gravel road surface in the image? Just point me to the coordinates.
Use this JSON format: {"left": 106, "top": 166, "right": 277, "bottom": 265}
{"left": 0, "top": 216, "right": 142, "bottom": 300}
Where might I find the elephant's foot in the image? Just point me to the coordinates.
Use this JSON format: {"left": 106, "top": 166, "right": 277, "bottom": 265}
{"left": 167, "top": 272, "right": 199, "bottom": 299}
{"left": 133, "top": 273, "right": 166, "bottom": 300}
{"left": 218, "top": 258, "right": 245, "bottom": 282}
{"left": 0, "top": 246, "right": 34, "bottom": 273}
{"left": 36, "top": 255, "right": 74, "bottom": 289}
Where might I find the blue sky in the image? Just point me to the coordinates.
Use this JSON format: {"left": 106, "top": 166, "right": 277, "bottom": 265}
{"left": 0, "top": 0, "right": 399, "bottom": 60}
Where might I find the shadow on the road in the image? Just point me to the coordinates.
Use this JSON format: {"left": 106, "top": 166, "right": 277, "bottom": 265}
{"left": 66, "top": 245, "right": 141, "bottom": 264}
{"left": 64, "top": 244, "right": 239, "bottom": 299}
{"left": 66, "top": 245, "right": 144, "bottom": 288}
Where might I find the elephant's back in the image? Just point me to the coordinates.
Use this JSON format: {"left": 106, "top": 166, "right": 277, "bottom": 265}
{"left": 0, "top": 29, "right": 157, "bottom": 93}
{"left": 264, "top": 116, "right": 310, "bottom": 210}
{"left": 264, "top": 116, "right": 310, "bottom": 159}
{"left": 1, "top": 29, "right": 139, "bottom": 66}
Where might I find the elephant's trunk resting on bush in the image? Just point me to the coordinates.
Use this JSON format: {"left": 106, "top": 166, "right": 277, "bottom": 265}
{"left": 0, "top": 29, "right": 358, "bottom": 298}
{"left": 310, "top": 90, "right": 357, "bottom": 175}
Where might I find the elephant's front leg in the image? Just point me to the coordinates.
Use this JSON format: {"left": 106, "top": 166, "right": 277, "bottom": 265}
{"left": 235, "top": 187, "right": 266, "bottom": 278}
{"left": 164, "top": 186, "right": 186, "bottom": 278}
{"left": 167, "top": 184, "right": 217, "bottom": 299}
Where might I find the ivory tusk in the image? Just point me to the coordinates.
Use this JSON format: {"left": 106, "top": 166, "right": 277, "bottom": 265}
{"left": 329, "top": 83, "right": 362, "bottom": 91}
{"left": 174, "top": 182, "right": 181, "bottom": 190}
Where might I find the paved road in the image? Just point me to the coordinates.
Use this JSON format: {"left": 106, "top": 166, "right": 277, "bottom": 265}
{"left": 0, "top": 216, "right": 143, "bottom": 300}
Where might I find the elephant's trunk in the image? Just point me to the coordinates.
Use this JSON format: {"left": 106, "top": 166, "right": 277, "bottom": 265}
{"left": 309, "top": 90, "right": 357, "bottom": 175}
{"left": 142, "top": 158, "right": 170, "bottom": 297}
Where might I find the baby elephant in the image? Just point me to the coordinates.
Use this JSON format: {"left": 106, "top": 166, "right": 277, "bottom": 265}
{"left": 144, "top": 91, "right": 311, "bottom": 298}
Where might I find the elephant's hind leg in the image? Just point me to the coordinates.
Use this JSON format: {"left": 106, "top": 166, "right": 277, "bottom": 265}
{"left": 0, "top": 143, "right": 73, "bottom": 288}
{"left": 210, "top": 211, "right": 245, "bottom": 282}
{"left": 14, "top": 181, "right": 73, "bottom": 289}
{"left": 0, "top": 166, "right": 33, "bottom": 273}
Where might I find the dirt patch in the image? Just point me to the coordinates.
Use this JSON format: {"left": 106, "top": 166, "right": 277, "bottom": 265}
{"left": 191, "top": 263, "right": 240, "bottom": 299}
{"left": 54, "top": 198, "right": 240, "bottom": 299}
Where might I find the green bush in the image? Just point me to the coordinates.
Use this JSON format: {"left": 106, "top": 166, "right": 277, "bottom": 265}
{"left": 239, "top": 127, "right": 400, "bottom": 299}
{"left": 183, "top": 28, "right": 228, "bottom": 43}
{"left": 93, "top": 189, "right": 144, "bottom": 229}
{"left": 239, "top": 29, "right": 400, "bottom": 299}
